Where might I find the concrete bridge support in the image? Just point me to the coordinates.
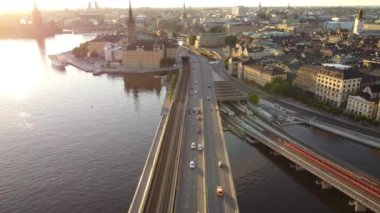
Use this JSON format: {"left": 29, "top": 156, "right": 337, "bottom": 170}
{"left": 349, "top": 201, "right": 367, "bottom": 212}
{"left": 315, "top": 180, "right": 332, "bottom": 189}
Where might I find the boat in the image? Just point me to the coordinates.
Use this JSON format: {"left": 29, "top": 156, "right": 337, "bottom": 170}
{"left": 93, "top": 68, "right": 103, "bottom": 76}
{"left": 49, "top": 55, "right": 66, "bottom": 69}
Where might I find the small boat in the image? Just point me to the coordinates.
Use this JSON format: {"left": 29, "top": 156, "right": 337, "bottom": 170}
{"left": 93, "top": 68, "right": 103, "bottom": 76}
{"left": 49, "top": 55, "right": 66, "bottom": 69}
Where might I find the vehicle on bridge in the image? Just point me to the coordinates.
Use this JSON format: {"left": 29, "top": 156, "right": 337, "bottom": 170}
{"left": 217, "top": 186, "right": 224, "bottom": 197}
{"left": 191, "top": 142, "right": 196, "bottom": 149}
{"left": 197, "top": 129, "right": 201, "bottom": 134}
{"left": 198, "top": 144, "right": 203, "bottom": 151}
{"left": 218, "top": 161, "right": 223, "bottom": 167}
{"left": 189, "top": 161, "right": 195, "bottom": 169}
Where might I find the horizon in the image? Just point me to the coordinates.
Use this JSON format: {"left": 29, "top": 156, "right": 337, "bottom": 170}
{"left": 0, "top": 0, "right": 380, "bottom": 13}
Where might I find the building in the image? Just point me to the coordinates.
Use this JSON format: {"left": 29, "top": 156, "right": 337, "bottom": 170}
{"left": 315, "top": 67, "right": 361, "bottom": 107}
{"left": 242, "top": 46, "right": 273, "bottom": 60}
{"left": 353, "top": 9, "right": 380, "bottom": 35}
{"left": 127, "top": 0, "right": 136, "bottom": 44}
{"left": 225, "top": 23, "right": 257, "bottom": 35}
{"left": 293, "top": 65, "right": 322, "bottom": 94}
{"left": 228, "top": 57, "right": 243, "bottom": 77}
{"left": 231, "top": 6, "right": 248, "bottom": 16}
{"left": 346, "top": 95, "right": 379, "bottom": 119}
{"left": 243, "top": 65, "right": 287, "bottom": 87}
{"left": 377, "top": 102, "right": 380, "bottom": 120}
{"left": 88, "top": 40, "right": 107, "bottom": 56}
{"left": 194, "top": 33, "right": 226, "bottom": 48}
{"left": 121, "top": 43, "right": 164, "bottom": 70}
{"left": 105, "top": 43, "right": 122, "bottom": 62}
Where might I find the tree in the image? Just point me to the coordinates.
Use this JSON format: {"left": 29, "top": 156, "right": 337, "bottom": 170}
{"left": 249, "top": 93, "right": 259, "bottom": 104}
{"left": 188, "top": 34, "right": 196, "bottom": 45}
{"left": 209, "top": 26, "right": 224, "bottom": 33}
{"left": 160, "top": 57, "right": 176, "bottom": 68}
{"left": 225, "top": 36, "right": 237, "bottom": 48}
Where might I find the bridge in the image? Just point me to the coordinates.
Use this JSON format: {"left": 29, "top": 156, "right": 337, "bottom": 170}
{"left": 221, "top": 105, "right": 380, "bottom": 212}
{"left": 129, "top": 50, "right": 239, "bottom": 212}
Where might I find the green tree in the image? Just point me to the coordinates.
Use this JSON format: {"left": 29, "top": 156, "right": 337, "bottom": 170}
{"left": 249, "top": 93, "right": 259, "bottom": 104}
{"left": 209, "top": 26, "right": 224, "bottom": 33}
{"left": 160, "top": 57, "right": 176, "bottom": 68}
{"left": 188, "top": 35, "right": 196, "bottom": 45}
{"left": 225, "top": 35, "right": 237, "bottom": 48}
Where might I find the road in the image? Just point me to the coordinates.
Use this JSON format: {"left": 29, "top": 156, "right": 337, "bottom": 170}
{"left": 175, "top": 52, "right": 239, "bottom": 213}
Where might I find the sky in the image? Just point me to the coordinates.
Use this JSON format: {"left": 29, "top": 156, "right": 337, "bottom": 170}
{"left": 0, "top": 0, "right": 379, "bottom": 13}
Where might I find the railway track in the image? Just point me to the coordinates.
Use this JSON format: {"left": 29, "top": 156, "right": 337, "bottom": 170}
{"left": 143, "top": 60, "right": 190, "bottom": 213}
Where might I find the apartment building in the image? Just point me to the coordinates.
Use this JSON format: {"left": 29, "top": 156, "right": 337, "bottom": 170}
{"left": 293, "top": 65, "right": 322, "bottom": 94}
{"left": 243, "top": 65, "right": 287, "bottom": 87}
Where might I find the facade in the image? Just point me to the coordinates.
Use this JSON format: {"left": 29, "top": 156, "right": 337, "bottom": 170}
{"left": 346, "top": 95, "right": 378, "bottom": 119}
{"left": 315, "top": 68, "right": 361, "bottom": 107}
{"left": 243, "top": 65, "right": 287, "bottom": 87}
{"left": 225, "top": 23, "right": 257, "bottom": 35}
{"left": 293, "top": 65, "right": 322, "bottom": 94}
{"left": 88, "top": 41, "right": 107, "bottom": 56}
{"left": 104, "top": 43, "right": 122, "bottom": 62}
{"left": 194, "top": 33, "right": 226, "bottom": 48}
{"left": 121, "top": 45, "right": 164, "bottom": 70}
{"left": 353, "top": 9, "right": 380, "bottom": 35}
{"left": 377, "top": 102, "right": 380, "bottom": 121}
{"left": 242, "top": 47, "right": 273, "bottom": 60}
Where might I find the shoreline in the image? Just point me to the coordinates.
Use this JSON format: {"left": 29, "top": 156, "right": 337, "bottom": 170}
{"left": 52, "top": 51, "right": 178, "bottom": 75}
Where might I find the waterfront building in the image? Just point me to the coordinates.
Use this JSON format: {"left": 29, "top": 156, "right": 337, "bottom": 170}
{"left": 293, "top": 65, "right": 322, "bottom": 94}
{"left": 346, "top": 95, "right": 378, "bottom": 119}
{"left": 104, "top": 43, "right": 122, "bottom": 62}
{"left": 243, "top": 65, "right": 287, "bottom": 87}
{"left": 194, "top": 33, "right": 226, "bottom": 48}
{"left": 315, "top": 67, "right": 361, "bottom": 107}
{"left": 121, "top": 43, "right": 164, "bottom": 70}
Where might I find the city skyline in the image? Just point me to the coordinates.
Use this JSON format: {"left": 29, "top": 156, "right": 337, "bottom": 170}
{"left": 1, "top": 0, "right": 380, "bottom": 13}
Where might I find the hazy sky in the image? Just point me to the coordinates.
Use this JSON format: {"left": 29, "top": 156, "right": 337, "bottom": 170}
{"left": 0, "top": 0, "right": 379, "bottom": 12}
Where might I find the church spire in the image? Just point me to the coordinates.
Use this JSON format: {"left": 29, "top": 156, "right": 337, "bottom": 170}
{"left": 183, "top": 1, "right": 187, "bottom": 20}
{"left": 129, "top": 0, "right": 134, "bottom": 22}
{"left": 127, "top": 0, "right": 136, "bottom": 44}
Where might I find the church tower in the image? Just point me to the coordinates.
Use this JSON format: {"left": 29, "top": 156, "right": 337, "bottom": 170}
{"left": 353, "top": 9, "right": 364, "bottom": 35}
{"left": 128, "top": 0, "right": 136, "bottom": 44}
{"left": 32, "top": 2, "right": 43, "bottom": 30}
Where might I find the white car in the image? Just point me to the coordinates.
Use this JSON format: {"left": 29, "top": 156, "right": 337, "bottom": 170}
{"left": 190, "top": 161, "right": 195, "bottom": 169}
{"left": 191, "top": 142, "right": 196, "bottom": 149}
{"left": 195, "top": 81, "right": 198, "bottom": 84}
{"left": 197, "top": 115, "right": 201, "bottom": 120}
{"left": 207, "top": 96, "right": 210, "bottom": 100}
{"left": 198, "top": 144, "right": 203, "bottom": 151}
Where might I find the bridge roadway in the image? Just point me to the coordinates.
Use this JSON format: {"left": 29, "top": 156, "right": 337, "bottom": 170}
{"left": 129, "top": 59, "right": 190, "bottom": 213}
{"left": 224, "top": 114, "right": 380, "bottom": 212}
{"left": 175, "top": 54, "right": 239, "bottom": 212}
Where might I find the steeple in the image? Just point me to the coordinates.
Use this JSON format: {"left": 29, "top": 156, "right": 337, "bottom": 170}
{"left": 183, "top": 1, "right": 187, "bottom": 20}
{"left": 32, "top": 2, "right": 42, "bottom": 27}
{"left": 127, "top": 0, "right": 136, "bottom": 44}
{"left": 128, "top": 0, "right": 134, "bottom": 22}
{"left": 258, "top": 2, "right": 262, "bottom": 11}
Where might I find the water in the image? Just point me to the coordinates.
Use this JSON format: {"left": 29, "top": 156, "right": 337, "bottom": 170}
{"left": 0, "top": 35, "right": 165, "bottom": 212}
{"left": 226, "top": 132, "right": 355, "bottom": 213}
